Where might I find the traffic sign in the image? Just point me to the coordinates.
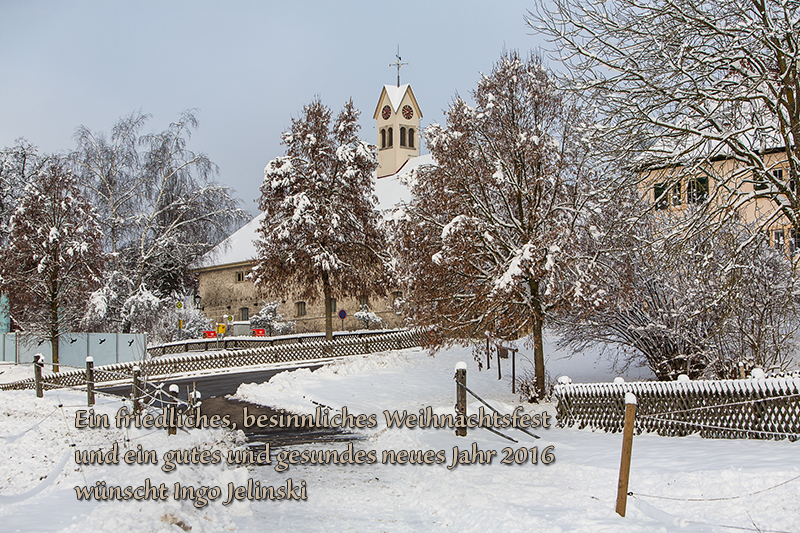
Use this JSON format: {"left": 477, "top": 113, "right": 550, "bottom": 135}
{"left": 338, "top": 309, "right": 347, "bottom": 320}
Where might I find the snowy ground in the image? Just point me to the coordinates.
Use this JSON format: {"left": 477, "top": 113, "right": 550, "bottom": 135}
{"left": 1, "top": 343, "right": 798, "bottom": 532}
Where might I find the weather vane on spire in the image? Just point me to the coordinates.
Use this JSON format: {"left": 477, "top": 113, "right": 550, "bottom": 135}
{"left": 389, "top": 46, "right": 408, "bottom": 87}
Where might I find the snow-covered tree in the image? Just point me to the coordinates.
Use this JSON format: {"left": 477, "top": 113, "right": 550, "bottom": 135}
{"left": 556, "top": 210, "right": 800, "bottom": 380}
{"left": 253, "top": 98, "right": 387, "bottom": 340}
{"left": 393, "top": 52, "right": 603, "bottom": 398}
{"left": 250, "top": 301, "right": 295, "bottom": 336}
{"left": 529, "top": 0, "right": 800, "bottom": 239}
{"left": 72, "top": 111, "right": 247, "bottom": 332}
{"left": 0, "top": 159, "right": 105, "bottom": 371}
{"left": 0, "top": 140, "right": 37, "bottom": 248}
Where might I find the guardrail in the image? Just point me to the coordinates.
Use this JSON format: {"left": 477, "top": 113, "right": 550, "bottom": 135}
{"left": 146, "top": 329, "right": 407, "bottom": 357}
{"left": 1, "top": 329, "right": 423, "bottom": 393}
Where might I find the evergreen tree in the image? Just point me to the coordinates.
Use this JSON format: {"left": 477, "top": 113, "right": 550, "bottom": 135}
{"left": 253, "top": 98, "right": 386, "bottom": 340}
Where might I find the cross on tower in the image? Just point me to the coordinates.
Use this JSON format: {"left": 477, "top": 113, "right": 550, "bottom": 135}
{"left": 389, "top": 46, "right": 408, "bottom": 87}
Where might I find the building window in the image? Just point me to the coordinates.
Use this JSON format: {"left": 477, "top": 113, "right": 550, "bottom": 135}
{"left": 359, "top": 296, "right": 369, "bottom": 308}
{"left": 754, "top": 172, "right": 769, "bottom": 191}
{"left": 773, "top": 229, "right": 785, "bottom": 252}
{"left": 387, "top": 127, "right": 393, "bottom": 147}
{"left": 773, "top": 168, "right": 793, "bottom": 192}
{"left": 392, "top": 291, "right": 403, "bottom": 300}
{"left": 328, "top": 298, "right": 337, "bottom": 313}
{"left": 295, "top": 301, "right": 306, "bottom": 317}
{"left": 236, "top": 271, "right": 245, "bottom": 283}
{"left": 400, "top": 127, "right": 406, "bottom": 147}
{"left": 654, "top": 183, "right": 668, "bottom": 210}
{"left": 791, "top": 229, "right": 800, "bottom": 256}
{"left": 380, "top": 129, "right": 386, "bottom": 149}
{"left": 408, "top": 128, "right": 414, "bottom": 148}
{"left": 240, "top": 307, "right": 249, "bottom": 321}
{"left": 687, "top": 176, "right": 709, "bottom": 204}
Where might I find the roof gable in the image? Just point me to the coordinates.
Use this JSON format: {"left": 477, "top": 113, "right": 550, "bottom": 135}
{"left": 373, "top": 84, "right": 422, "bottom": 119}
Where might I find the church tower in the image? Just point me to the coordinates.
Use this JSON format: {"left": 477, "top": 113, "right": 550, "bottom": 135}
{"left": 373, "top": 84, "right": 422, "bottom": 178}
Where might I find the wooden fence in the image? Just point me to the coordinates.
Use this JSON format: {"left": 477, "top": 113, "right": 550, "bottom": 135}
{"left": 554, "top": 377, "right": 800, "bottom": 441}
{"left": 1, "top": 329, "right": 422, "bottom": 393}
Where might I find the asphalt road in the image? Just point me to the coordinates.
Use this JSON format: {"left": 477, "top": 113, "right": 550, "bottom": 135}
{"left": 97, "top": 363, "right": 358, "bottom": 446}
{"left": 99, "top": 364, "right": 322, "bottom": 402}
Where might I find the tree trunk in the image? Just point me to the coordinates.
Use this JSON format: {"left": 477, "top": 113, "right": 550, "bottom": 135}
{"left": 530, "top": 280, "right": 545, "bottom": 399}
{"left": 322, "top": 272, "right": 333, "bottom": 341}
{"left": 50, "top": 278, "right": 59, "bottom": 373}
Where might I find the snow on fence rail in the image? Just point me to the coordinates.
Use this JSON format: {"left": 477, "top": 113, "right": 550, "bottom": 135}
{"left": 146, "top": 329, "right": 407, "bottom": 356}
{"left": 0, "top": 329, "right": 422, "bottom": 393}
{"left": 554, "top": 378, "right": 800, "bottom": 441}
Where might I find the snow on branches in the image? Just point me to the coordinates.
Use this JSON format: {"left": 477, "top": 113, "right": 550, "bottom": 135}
{"left": 530, "top": 0, "right": 800, "bottom": 238}
{"left": 253, "top": 98, "right": 387, "bottom": 340}
{"left": 0, "top": 158, "right": 105, "bottom": 370}
{"left": 393, "top": 52, "right": 605, "bottom": 397}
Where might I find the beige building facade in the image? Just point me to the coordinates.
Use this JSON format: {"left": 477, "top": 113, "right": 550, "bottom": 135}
{"left": 645, "top": 149, "right": 797, "bottom": 254}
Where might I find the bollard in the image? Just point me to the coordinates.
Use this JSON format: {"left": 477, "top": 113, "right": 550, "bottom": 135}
{"left": 131, "top": 365, "right": 141, "bottom": 414}
{"left": 616, "top": 392, "right": 637, "bottom": 517}
{"left": 738, "top": 361, "right": 746, "bottom": 379}
{"left": 455, "top": 362, "right": 467, "bottom": 437}
{"left": 86, "top": 356, "right": 95, "bottom": 406}
{"left": 34, "top": 353, "right": 44, "bottom": 398}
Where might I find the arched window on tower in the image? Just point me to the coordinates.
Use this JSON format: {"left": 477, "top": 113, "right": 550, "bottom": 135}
{"left": 388, "top": 127, "right": 393, "bottom": 147}
{"left": 400, "top": 127, "right": 406, "bottom": 147}
{"left": 408, "top": 128, "right": 415, "bottom": 148}
{"left": 380, "top": 129, "right": 386, "bottom": 149}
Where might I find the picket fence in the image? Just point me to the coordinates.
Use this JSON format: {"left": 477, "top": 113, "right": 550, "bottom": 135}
{"left": 554, "top": 377, "right": 800, "bottom": 441}
{"left": 0, "top": 329, "right": 422, "bottom": 392}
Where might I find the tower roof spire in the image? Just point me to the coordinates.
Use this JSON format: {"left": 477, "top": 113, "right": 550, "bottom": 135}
{"left": 389, "top": 45, "right": 408, "bottom": 87}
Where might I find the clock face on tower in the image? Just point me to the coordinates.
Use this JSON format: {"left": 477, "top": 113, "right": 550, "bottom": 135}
{"left": 381, "top": 105, "right": 391, "bottom": 120}
{"left": 402, "top": 105, "right": 414, "bottom": 120}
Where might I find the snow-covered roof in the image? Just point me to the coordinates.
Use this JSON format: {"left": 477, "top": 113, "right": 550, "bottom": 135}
{"left": 374, "top": 153, "right": 433, "bottom": 213}
{"left": 372, "top": 85, "right": 422, "bottom": 119}
{"left": 196, "top": 155, "right": 435, "bottom": 269}
{"left": 383, "top": 84, "right": 409, "bottom": 112}
{"left": 195, "top": 211, "right": 265, "bottom": 269}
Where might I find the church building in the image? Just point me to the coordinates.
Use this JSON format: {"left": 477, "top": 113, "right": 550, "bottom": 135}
{"left": 192, "top": 83, "right": 429, "bottom": 335}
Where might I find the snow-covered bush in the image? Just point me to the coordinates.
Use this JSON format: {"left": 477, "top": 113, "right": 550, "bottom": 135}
{"left": 250, "top": 300, "right": 294, "bottom": 336}
{"left": 556, "top": 211, "right": 800, "bottom": 380}
{"left": 354, "top": 306, "right": 383, "bottom": 330}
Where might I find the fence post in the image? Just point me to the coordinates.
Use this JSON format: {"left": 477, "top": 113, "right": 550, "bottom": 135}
{"left": 616, "top": 392, "right": 637, "bottom": 517}
{"left": 455, "top": 362, "right": 467, "bottom": 437}
{"left": 86, "top": 356, "right": 95, "bottom": 406}
{"left": 34, "top": 353, "right": 44, "bottom": 398}
{"left": 485, "top": 333, "right": 491, "bottom": 370}
{"left": 512, "top": 349, "right": 516, "bottom": 394}
{"left": 131, "top": 365, "right": 141, "bottom": 414}
{"left": 167, "top": 384, "right": 180, "bottom": 435}
{"left": 497, "top": 347, "right": 502, "bottom": 381}
{"left": 738, "top": 361, "right": 746, "bottom": 379}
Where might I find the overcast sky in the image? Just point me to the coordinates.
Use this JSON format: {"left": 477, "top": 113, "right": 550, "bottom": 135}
{"left": 1, "top": 1, "right": 548, "bottom": 214}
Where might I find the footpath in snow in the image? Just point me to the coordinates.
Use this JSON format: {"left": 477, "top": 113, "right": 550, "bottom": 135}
{"left": 0, "top": 342, "right": 798, "bottom": 532}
